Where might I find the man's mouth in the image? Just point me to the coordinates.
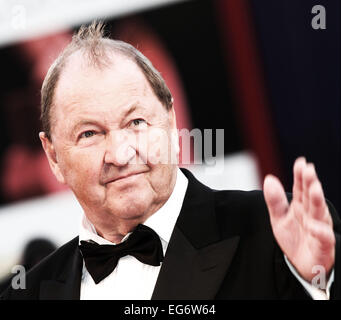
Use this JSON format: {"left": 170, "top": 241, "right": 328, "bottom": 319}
{"left": 105, "top": 171, "right": 146, "bottom": 184}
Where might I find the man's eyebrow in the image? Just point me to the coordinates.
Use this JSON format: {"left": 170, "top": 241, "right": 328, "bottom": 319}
{"left": 70, "top": 104, "right": 146, "bottom": 136}
{"left": 71, "top": 120, "right": 101, "bottom": 136}
{"left": 122, "top": 103, "right": 146, "bottom": 118}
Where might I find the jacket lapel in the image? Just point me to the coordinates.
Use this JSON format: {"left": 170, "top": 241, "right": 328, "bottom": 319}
{"left": 152, "top": 168, "right": 240, "bottom": 299}
{"left": 39, "top": 237, "right": 83, "bottom": 300}
{"left": 152, "top": 226, "right": 239, "bottom": 299}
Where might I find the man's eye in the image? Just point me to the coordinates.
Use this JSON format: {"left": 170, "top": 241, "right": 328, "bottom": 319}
{"left": 80, "top": 131, "right": 96, "bottom": 139}
{"left": 131, "top": 119, "right": 147, "bottom": 127}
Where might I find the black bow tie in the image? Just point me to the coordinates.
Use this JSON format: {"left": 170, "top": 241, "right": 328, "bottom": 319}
{"left": 79, "top": 224, "right": 164, "bottom": 284}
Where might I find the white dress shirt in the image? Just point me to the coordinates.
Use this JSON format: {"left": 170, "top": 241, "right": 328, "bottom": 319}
{"left": 79, "top": 168, "right": 188, "bottom": 300}
{"left": 79, "top": 168, "right": 332, "bottom": 300}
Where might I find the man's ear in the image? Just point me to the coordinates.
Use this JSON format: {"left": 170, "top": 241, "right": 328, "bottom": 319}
{"left": 168, "top": 104, "right": 177, "bottom": 130}
{"left": 168, "top": 107, "right": 180, "bottom": 161}
{"left": 39, "top": 132, "right": 66, "bottom": 184}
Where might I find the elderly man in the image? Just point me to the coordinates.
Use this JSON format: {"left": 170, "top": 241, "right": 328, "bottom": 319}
{"left": 1, "top": 22, "right": 340, "bottom": 300}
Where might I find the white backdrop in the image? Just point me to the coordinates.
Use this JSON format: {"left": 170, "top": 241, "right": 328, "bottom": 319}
{"left": 0, "top": 0, "right": 189, "bottom": 47}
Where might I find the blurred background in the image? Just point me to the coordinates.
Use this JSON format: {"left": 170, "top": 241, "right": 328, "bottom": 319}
{"left": 0, "top": 0, "right": 339, "bottom": 288}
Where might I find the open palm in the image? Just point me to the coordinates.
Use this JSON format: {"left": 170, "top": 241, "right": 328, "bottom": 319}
{"left": 263, "top": 157, "right": 335, "bottom": 283}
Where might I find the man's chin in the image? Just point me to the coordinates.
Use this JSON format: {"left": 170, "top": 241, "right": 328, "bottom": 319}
{"left": 106, "top": 198, "right": 152, "bottom": 220}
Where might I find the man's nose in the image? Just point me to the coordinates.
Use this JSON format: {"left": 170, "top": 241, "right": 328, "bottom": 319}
{"left": 104, "top": 131, "right": 136, "bottom": 166}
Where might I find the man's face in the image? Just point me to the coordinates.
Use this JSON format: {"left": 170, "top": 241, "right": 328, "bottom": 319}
{"left": 40, "top": 52, "right": 178, "bottom": 227}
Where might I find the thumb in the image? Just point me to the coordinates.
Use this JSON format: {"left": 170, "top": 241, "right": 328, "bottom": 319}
{"left": 263, "top": 175, "right": 289, "bottom": 219}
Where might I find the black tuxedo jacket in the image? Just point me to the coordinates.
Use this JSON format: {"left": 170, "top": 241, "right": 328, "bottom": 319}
{"left": 1, "top": 168, "right": 340, "bottom": 299}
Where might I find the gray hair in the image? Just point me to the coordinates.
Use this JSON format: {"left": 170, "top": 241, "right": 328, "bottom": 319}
{"left": 40, "top": 21, "right": 173, "bottom": 140}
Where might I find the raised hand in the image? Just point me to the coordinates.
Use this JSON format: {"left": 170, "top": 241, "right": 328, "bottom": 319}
{"left": 263, "top": 157, "right": 335, "bottom": 283}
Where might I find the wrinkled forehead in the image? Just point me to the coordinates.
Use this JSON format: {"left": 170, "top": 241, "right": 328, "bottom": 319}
{"left": 58, "top": 49, "right": 144, "bottom": 89}
{"left": 54, "top": 50, "right": 149, "bottom": 107}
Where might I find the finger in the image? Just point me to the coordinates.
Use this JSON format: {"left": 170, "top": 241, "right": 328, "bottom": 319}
{"left": 302, "top": 163, "right": 316, "bottom": 212}
{"left": 264, "top": 174, "right": 289, "bottom": 220}
{"left": 292, "top": 199, "right": 305, "bottom": 229}
{"left": 309, "top": 179, "right": 331, "bottom": 225}
{"left": 293, "top": 157, "right": 306, "bottom": 202}
{"left": 306, "top": 219, "right": 335, "bottom": 252}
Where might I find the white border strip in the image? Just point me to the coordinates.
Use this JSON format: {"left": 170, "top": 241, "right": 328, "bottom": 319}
{"left": 0, "top": 0, "right": 189, "bottom": 47}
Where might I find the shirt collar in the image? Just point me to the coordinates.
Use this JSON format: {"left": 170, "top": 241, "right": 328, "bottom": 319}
{"left": 79, "top": 168, "right": 188, "bottom": 245}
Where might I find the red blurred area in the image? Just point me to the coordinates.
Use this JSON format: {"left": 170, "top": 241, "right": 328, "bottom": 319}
{"left": 215, "top": 0, "right": 283, "bottom": 181}
{"left": 1, "top": 31, "right": 72, "bottom": 201}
